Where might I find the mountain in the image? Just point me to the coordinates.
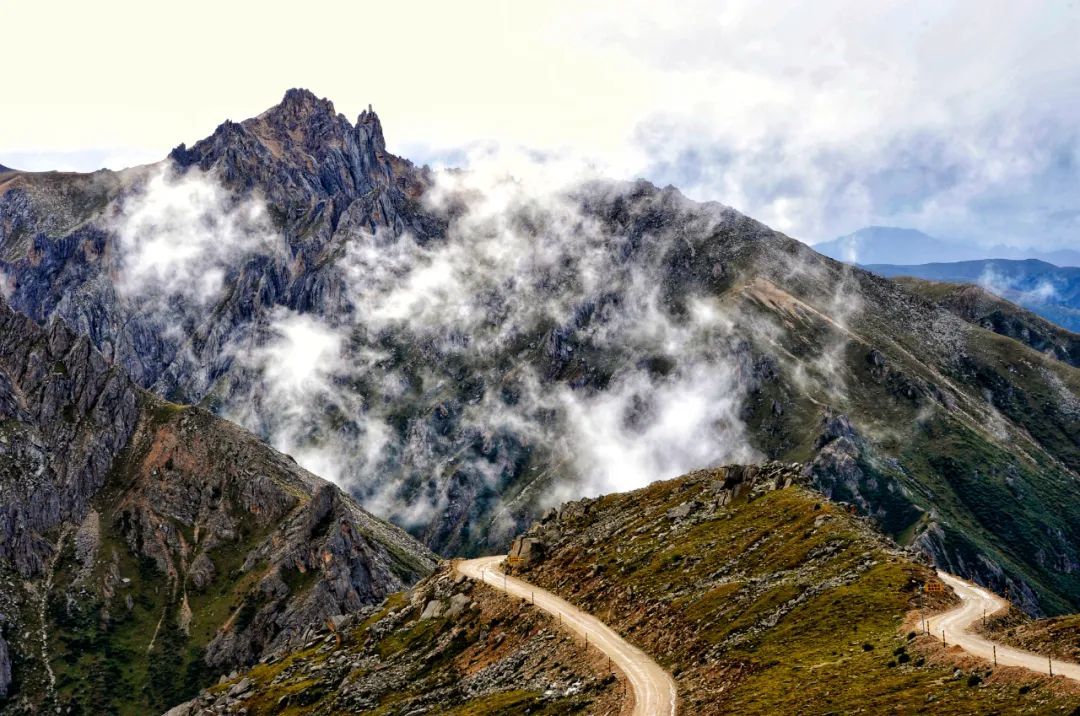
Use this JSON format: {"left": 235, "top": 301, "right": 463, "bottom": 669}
{"left": 867, "top": 259, "right": 1080, "bottom": 333}
{"left": 179, "top": 465, "right": 1080, "bottom": 714}
{"left": 2, "top": 90, "right": 1080, "bottom": 619}
{"left": 815, "top": 226, "right": 1080, "bottom": 267}
{"left": 0, "top": 294, "right": 435, "bottom": 712}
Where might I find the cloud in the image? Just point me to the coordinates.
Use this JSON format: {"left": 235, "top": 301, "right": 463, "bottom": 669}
{"left": 188, "top": 146, "right": 771, "bottom": 540}
{"left": 109, "top": 166, "right": 282, "bottom": 309}
{"left": 255, "top": 310, "right": 345, "bottom": 399}
{"left": 978, "top": 265, "right": 1060, "bottom": 306}
{"left": 9, "top": 3, "right": 1080, "bottom": 251}
{"left": 0, "top": 269, "right": 13, "bottom": 302}
{"left": 572, "top": 1, "right": 1080, "bottom": 249}
{"left": 553, "top": 361, "right": 759, "bottom": 498}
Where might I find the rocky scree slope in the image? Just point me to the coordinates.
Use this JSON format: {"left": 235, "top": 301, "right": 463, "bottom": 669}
{"left": 891, "top": 277, "right": 1080, "bottom": 368}
{"left": 169, "top": 564, "right": 622, "bottom": 716}
{"left": 0, "top": 295, "right": 435, "bottom": 714}
{"left": 2, "top": 90, "right": 1080, "bottom": 615}
{"left": 510, "top": 463, "right": 1080, "bottom": 714}
{"left": 868, "top": 260, "right": 1080, "bottom": 333}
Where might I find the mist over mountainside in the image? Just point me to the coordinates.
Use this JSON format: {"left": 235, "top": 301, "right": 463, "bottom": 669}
{"left": 816, "top": 226, "right": 1080, "bottom": 267}
{"left": 3, "top": 90, "right": 1080, "bottom": 618}
{"left": 868, "top": 259, "right": 1080, "bottom": 333}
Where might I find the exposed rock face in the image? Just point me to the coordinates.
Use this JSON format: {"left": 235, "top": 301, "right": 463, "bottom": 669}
{"left": 0, "top": 293, "right": 436, "bottom": 712}
{"left": 506, "top": 536, "right": 545, "bottom": 567}
{"left": 0, "top": 298, "right": 138, "bottom": 576}
{"left": 0, "top": 636, "right": 10, "bottom": 699}
{"left": 108, "top": 403, "right": 437, "bottom": 675}
{"left": 170, "top": 89, "right": 434, "bottom": 238}
{"left": 0, "top": 90, "right": 439, "bottom": 402}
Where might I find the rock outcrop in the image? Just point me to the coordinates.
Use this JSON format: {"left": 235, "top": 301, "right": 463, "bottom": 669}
{"left": 0, "top": 298, "right": 138, "bottom": 576}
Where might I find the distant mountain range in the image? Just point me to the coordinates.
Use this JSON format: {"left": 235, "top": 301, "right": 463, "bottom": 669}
{"left": 815, "top": 226, "right": 1080, "bottom": 267}
{"left": 867, "top": 259, "right": 1080, "bottom": 333}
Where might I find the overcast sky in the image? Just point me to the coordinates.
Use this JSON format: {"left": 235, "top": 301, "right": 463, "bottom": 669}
{"left": 4, "top": 0, "right": 1080, "bottom": 247}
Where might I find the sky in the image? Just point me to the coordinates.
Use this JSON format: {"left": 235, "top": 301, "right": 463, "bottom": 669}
{"left": 4, "top": 0, "right": 1080, "bottom": 247}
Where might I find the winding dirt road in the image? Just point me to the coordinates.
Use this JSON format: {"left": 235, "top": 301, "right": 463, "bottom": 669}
{"left": 457, "top": 556, "right": 678, "bottom": 716}
{"left": 927, "top": 571, "right": 1080, "bottom": 681}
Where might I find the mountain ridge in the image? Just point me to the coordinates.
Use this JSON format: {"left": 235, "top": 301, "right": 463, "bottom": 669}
{"left": 1, "top": 90, "right": 1079, "bottom": 620}
{"left": 816, "top": 226, "right": 1080, "bottom": 267}
{"left": 867, "top": 259, "right": 1080, "bottom": 333}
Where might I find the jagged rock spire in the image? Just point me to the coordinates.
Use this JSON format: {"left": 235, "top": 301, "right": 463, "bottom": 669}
{"left": 357, "top": 102, "right": 386, "bottom": 155}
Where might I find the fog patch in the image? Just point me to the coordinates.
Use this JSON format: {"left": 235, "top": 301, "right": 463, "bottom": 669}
{"left": 108, "top": 166, "right": 283, "bottom": 314}
{"left": 222, "top": 307, "right": 392, "bottom": 490}
{"left": 978, "top": 264, "right": 1060, "bottom": 305}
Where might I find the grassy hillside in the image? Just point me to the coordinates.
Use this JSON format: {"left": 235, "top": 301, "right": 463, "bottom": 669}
{"left": 893, "top": 277, "right": 1080, "bottom": 367}
{"left": 511, "top": 464, "right": 1080, "bottom": 714}
{"left": 869, "top": 260, "right": 1080, "bottom": 333}
{"left": 717, "top": 263, "right": 1080, "bottom": 615}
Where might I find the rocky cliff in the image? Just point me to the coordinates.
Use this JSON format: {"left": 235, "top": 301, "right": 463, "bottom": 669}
{"left": 0, "top": 295, "right": 435, "bottom": 713}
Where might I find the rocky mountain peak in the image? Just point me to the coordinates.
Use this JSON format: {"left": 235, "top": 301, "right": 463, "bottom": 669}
{"left": 250, "top": 88, "right": 355, "bottom": 148}
{"left": 167, "top": 89, "right": 408, "bottom": 225}
{"left": 356, "top": 103, "right": 386, "bottom": 155}
{"left": 272, "top": 87, "right": 340, "bottom": 122}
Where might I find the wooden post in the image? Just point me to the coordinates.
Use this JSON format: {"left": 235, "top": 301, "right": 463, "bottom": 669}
{"left": 942, "top": 630, "right": 946, "bottom": 647}
{"left": 1049, "top": 655, "right": 1053, "bottom": 677}
{"left": 993, "top": 645, "right": 997, "bottom": 666}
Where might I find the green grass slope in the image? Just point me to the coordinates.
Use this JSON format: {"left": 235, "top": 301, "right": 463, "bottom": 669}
{"left": 511, "top": 464, "right": 1080, "bottom": 714}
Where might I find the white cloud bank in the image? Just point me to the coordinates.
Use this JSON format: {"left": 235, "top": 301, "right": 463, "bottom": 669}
{"left": 110, "top": 154, "right": 763, "bottom": 536}
{"left": 7, "top": 2, "right": 1080, "bottom": 249}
